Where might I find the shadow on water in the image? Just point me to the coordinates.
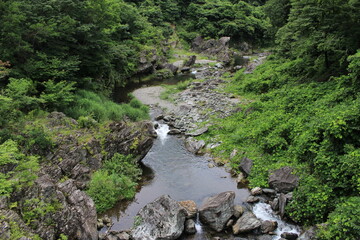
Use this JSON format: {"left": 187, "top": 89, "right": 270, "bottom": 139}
{"left": 112, "top": 73, "right": 195, "bottom": 103}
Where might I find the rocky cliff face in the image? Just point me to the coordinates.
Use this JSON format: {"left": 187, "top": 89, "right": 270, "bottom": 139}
{"left": 0, "top": 112, "right": 156, "bottom": 240}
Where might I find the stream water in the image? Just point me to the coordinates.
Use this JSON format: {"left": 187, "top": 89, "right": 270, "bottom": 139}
{"left": 103, "top": 123, "right": 250, "bottom": 237}
{"left": 102, "top": 122, "right": 300, "bottom": 239}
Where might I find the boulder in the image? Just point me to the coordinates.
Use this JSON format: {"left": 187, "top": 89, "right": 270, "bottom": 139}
{"left": 233, "top": 205, "right": 244, "bottom": 219}
{"left": 161, "top": 63, "right": 179, "bottom": 74}
{"left": 236, "top": 172, "right": 248, "bottom": 187}
{"left": 262, "top": 188, "right": 276, "bottom": 196}
{"left": 184, "top": 219, "right": 197, "bottom": 234}
{"left": 251, "top": 187, "right": 262, "bottom": 196}
{"left": 246, "top": 196, "right": 260, "bottom": 203}
{"left": 168, "top": 129, "right": 182, "bottom": 135}
{"left": 191, "top": 36, "right": 233, "bottom": 64}
{"left": 185, "top": 137, "right": 206, "bottom": 154}
{"left": 239, "top": 157, "right": 253, "bottom": 177}
{"left": 179, "top": 200, "right": 197, "bottom": 219}
{"left": 270, "top": 197, "right": 279, "bottom": 211}
{"left": 261, "top": 220, "right": 278, "bottom": 234}
{"left": 281, "top": 232, "right": 299, "bottom": 240}
{"left": 116, "top": 231, "right": 131, "bottom": 240}
{"left": 298, "top": 226, "right": 318, "bottom": 240}
{"left": 268, "top": 167, "right": 299, "bottom": 193}
{"left": 232, "top": 211, "right": 261, "bottom": 234}
{"left": 185, "top": 127, "right": 208, "bottom": 137}
{"left": 184, "top": 55, "right": 197, "bottom": 67}
{"left": 180, "top": 67, "right": 191, "bottom": 72}
{"left": 131, "top": 195, "right": 186, "bottom": 240}
{"left": 199, "top": 191, "right": 235, "bottom": 232}
{"left": 278, "top": 193, "right": 287, "bottom": 218}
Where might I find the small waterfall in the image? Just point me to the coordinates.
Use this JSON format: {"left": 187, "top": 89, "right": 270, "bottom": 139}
{"left": 155, "top": 123, "right": 169, "bottom": 143}
{"left": 253, "top": 203, "right": 300, "bottom": 240}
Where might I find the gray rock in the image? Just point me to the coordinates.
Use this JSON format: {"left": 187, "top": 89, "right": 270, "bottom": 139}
{"left": 185, "top": 127, "right": 208, "bottom": 137}
{"left": 261, "top": 220, "right": 278, "bottom": 234}
{"left": 184, "top": 219, "right": 197, "bottom": 234}
{"left": 185, "top": 137, "right": 206, "bottom": 154}
{"left": 298, "top": 226, "right": 318, "bottom": 240}
{"left": 279, "top": 193, "right": 287, "bottom": 218}
{"left": 251, "top": 187, "right": 262, "bottom": 196}
{"left": 199, "top": 191, "right": 235, "bottom": 232}
{"left": 239, "top": 157, "right": 253, "bottom": 177}
{"left": 269, "top": 167, "right": 299, "bottom": 193}
{"left": 262, "top": 188, "right": 276, "bottom": 196}
{"left": 97, "top": 219, "right": 104, "bottom": 229}
{"left": 226, "top": 219, "right": 234, "bottom": 228}
{"left": 184, "top": 55, "right": 197, "bottom": 67}
{"left": 131, "top": 195, "right": 186, "bottom": 240}
{"left": 246, "top": 196, "right": 260, "bottom": 203}
{"left": 270, "top": 198, "right": 279, "bottom": 211}
{"left": 215, "top": 63, "right": 223, "bottom": 68}
{"left": 117, "top": 232, "right": 131, "bottom": 240}
{"left": 281, "top": 232, "right": 299, "bottom": 240}
{"left": 208, "top": 163, "right": 215, "bottom": 168}
{"left": 191, "top": 36, "right": 233, "bottom": 64}
{"left": 181, "top": 67, "right": 191, "bottom": 72}
{"left": 256, "top": 236, "right": 275, "bottom": 240}
{"left": 232, "top": 211, "right": 261, "bottom": 234}
{"left": 233, "top": 205, "right": 244, "bottom": 219}
{"left": 105, "top": 234, "right": 119, "bottom": 240}
{"left": 0, "top": 196, "right": 8, "bottom": 209}
{"left": 168, "top": 129, "right": 181, "bottom": 135}
{"left": 161, "top": 63, "right": 179, "bottom": 74}
{"left": 236, "top": 172, "right": 248, "bottom": 186}
{"left": 179, "top": 200, "right": 197, "bottom": 219}
{"left": 155, "top": 115, "right": 164, "bottom": 121}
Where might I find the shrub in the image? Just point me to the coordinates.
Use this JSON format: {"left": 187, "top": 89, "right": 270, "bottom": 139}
{"left": 286, "top": 175, "right": 335, "bottom": 225}
{"left": 86, "top": 170, "right": 136, "bottom": 213}
{"left": 318, "top": 197, "right": 360, "bottom": 240}
{"left": 77, "top": 116, "right": 98, "bottom": 129}
{"left": 86, "top": 154, "right": 141, "bottom": 213}
{"left": 0, "top": 140, "right": 39, "bottom": 196}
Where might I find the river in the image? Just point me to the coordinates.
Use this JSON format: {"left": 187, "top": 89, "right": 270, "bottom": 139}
{"left": 102, "top": 123, "right": 250, "bottom": 239}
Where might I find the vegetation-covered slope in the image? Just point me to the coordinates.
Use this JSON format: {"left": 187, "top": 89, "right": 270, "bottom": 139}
{"left": 1, "top": 0, "right": 359, "bottom": 239}
{"left": 199, "top": 1, "right": 360, "bottom": 239}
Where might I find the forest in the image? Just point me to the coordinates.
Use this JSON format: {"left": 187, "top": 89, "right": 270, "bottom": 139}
{"left": 0, "top": 0, "right": 359, "bottom": 239}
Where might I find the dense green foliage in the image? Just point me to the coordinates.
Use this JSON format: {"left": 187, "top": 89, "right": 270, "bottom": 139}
{"left": 0, "top": 140, "right": 39, "bottom": 196}
{"left": 198, "top": 1, "right": 360, "bottom": 239}
{"left": 0, "top": 0, "right": 163, "bottom": 90}
{"left": 1, "top": 0, "right": 359, "bottom": 238}
{"left": 87, "top": 153, "right": 141, "bottom": 213}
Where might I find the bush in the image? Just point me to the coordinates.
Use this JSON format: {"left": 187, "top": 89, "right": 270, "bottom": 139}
{"left": 86, "top": 154, "right": 141, "bottom": 213}
{"left": 318, "top": 197, "right": 360, "bottom": 240}
{"left": 77, "top": 116, "right": 98, "bottom": 129}
{"left": 286, "top": 175, "right": 335, "bottom": 225}
{"left": 0, "top": 140, "right": 39, "bottom": 196}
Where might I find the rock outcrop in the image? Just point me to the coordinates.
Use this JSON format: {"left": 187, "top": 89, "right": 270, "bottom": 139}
{"left": 199, "top": 191, "right": 235, "bottom": 232}
{"left": 192, "top": 36, "right": 233, "bottom": 64}
{"left": 2, "top": 112, "right": 156, "bottom": 240}
{"left": 131, "top": 195, "right": 186, "bottom": 240}
{"left": 269, "top": 167, "right": 299, "bottom": 193}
